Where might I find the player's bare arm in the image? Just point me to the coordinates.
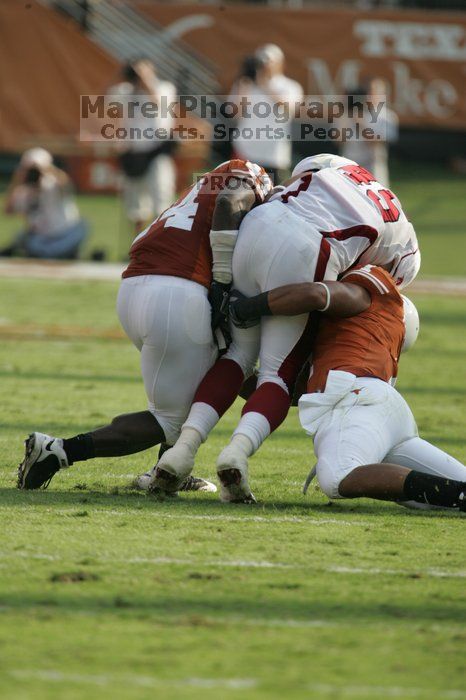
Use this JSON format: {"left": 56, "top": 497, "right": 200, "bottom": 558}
{"left": 229, "top": 280, "right": 371, "bottom": 328}
{"left": 268, "top": 280, "right": 371, "bottom": 317}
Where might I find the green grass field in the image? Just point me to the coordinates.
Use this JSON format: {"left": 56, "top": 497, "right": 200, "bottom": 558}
{"left": 0, "top": 161, "right": 465, "bottom": 699}
{"left": 0, "top": 275, "right": 465, "bottom": 700}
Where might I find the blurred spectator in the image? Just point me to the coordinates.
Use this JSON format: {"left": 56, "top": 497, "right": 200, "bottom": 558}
{"left": 228, "top": 44, "right": 303, "bottom": 182}
{"left": 1, "top": 148, "right": 88, "bottom": 259}
{"left": 340, "top": 77, "right": 399, "bottom": 186}
{"left": 110, "top": 58, "right": 176, "bottom": 235}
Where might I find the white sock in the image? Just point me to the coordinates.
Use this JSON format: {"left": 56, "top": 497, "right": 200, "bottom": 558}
{"left": 232, "top": 412, "right": 271, "bottom": 454}
{"left": 182, "top": 402, "right": 220, "bottom": 442}
{"left": 228, "top": 433, "right": 254, "bottom": 458}
{"left": 175, "top": 427, "right": 203, "bottom": 455}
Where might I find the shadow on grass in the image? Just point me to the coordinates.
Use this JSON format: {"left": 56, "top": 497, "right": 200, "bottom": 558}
{"left": 0, "top": 589, "right": 463, "bottom": 626}
{"left": 0, "top": 488, "right": 460, "bottom": 521}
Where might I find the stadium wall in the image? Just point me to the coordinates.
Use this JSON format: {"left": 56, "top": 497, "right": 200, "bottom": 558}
{"left": 138, "top": 2, "right": 466, "bottom": 133}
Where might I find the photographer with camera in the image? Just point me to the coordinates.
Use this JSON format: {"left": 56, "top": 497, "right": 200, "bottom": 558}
{"left": 1, "top": 148, "right": 88, "bottom": 259}
{"left": 228, "top": 44, "right": 303, "bottom": 183}
{"left": 110, "top": 58, "right": 177, "bottom": 235}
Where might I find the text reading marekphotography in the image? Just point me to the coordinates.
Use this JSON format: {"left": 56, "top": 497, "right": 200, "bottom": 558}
{"left": 80, "top": 94, "right": 388, "bottom": 143}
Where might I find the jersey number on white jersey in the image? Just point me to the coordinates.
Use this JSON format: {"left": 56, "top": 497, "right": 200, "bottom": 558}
{"left": 282, "top": 165, "right": 401, "bottom": 224}
{"left": 340, "top": 165, "right": 401, "bottom": 223}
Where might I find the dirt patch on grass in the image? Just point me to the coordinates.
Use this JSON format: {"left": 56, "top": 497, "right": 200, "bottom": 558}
{"left": 50, "top": 571, "right": 100, "bottom": 583}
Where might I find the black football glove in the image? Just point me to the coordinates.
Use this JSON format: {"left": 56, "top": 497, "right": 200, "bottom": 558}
{"left": 209, "top": 280, "right": 232, "bottom": 354}
{"left": 229, "top": 289, "right": 261, "bottom": 329}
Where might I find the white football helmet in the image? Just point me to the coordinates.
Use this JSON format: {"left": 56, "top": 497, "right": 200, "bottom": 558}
{"left": 291, "top": 154, "right": 356, "bottom": 178}
{"left": 401, "top": 295, "right": 419, "bottom": 353}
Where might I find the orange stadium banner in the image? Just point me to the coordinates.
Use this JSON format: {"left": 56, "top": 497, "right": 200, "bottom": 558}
{"left": 138, "top": 2, "right": 466, "bottom": 132}
{"left": 1, "top": 0, "right": 465, "bottom": 157}
{"left": 0, "top": 0, "right": 118, "bottom": 152}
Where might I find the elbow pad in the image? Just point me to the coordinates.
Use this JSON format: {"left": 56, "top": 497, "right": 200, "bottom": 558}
{"left": 209, "top": 229, "right": 239, "bottom": 284}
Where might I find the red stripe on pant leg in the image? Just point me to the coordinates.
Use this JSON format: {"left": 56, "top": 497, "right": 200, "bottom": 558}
{"left": 193, "top": 358, "right": 244, "bottom": 417}
{"left": 278, "top": 313, "right": 320, "bottom": 393}
{"left": 241, "top": 381, "right": 291, "bottom": 433}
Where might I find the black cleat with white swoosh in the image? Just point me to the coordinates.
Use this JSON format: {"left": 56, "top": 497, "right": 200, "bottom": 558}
{"left": 17, "top": 432, "right": 69, "bottom": 490}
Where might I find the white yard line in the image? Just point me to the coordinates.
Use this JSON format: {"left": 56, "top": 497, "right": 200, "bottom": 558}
{"left": 0, "top": 259, "right": 465, "bottom": 295}
{"left": 1, "top": 607, "right": 464, "bottom": 634}
{"left": 9, "top": 670, "right": 256, "bottom": 690}
{"left": 126, "top": 556, "right": 294, "bottom": 569}
{"left": 1, "top": 552, "right": 60, "bottom": 561}
{"left": 408, "top": 278, "right": 466, "bottom": 296}
{"left": 307, "top": 684, "right": 466, "bottom": 699}
{"left": 8, "top": 672, "right": 466, "bottom": 697}
{"left": 0, "top": 606, "right": 341, "bottom": 629}
{"left": 3, "top": 551, "right": 465, "bottom": 578}
{"left": 51, "top": 508, "right": 366, "bottom": 527}
{"left": 0, "top": 259, "right": 125, "bottom": 281}
{"left": 110, "top": 559, "right": 466, "bottom": 578}
{"left": 328, "top": 565, "right": 466, "bottom": 579}
{"left": 0, "top": 609, "right": 345, "bottom": 629}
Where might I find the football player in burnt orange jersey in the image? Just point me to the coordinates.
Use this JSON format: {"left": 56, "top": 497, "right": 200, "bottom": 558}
{"left": 17, "top": 160, "right": 272, "bottom": 491}
{"left": 224, "top": 265, "right": 466, "bottom": 508}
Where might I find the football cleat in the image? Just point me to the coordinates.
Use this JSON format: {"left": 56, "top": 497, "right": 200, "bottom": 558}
{"left": 133, "top": 467, "right": 216, "bottom": 493}
{"left": 147, "top": 443, "right": 195, "bottom": 494}
{"left": 179, "top": 475, "right": 217, "bottom": 493}
{"left": 216, "top": 446, "right": 256, "bottom": 504}
{"left": 17, "top": 432, "right": 69, "bottom": 490}
{"left": 132, "top": 467, "right": 156, "bottom": 491}
{"left": 148, "top": 467, "right": 184, "bottom": 495}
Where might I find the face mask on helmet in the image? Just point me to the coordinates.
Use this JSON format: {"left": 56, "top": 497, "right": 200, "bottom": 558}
{"left": 401, "top": 295, "right": 419, "bottom": 353}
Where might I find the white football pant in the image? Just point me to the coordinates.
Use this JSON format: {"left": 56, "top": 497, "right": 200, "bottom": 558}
{"left": 117, "top": 275, "right": 217, "bottom": 445}
{"left": 219, "top": 201, "right": 338, "bottom": 452}
{"left": 299, "top": 371, "right": 466, "bottom": 499}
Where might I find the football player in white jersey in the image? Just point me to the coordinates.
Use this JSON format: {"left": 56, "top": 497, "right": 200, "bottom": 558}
{"left": 149, "top": 154, "right": 421, "bottom": 502}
